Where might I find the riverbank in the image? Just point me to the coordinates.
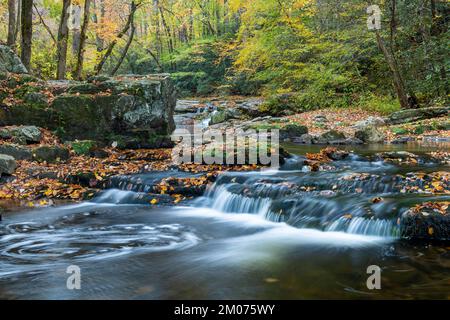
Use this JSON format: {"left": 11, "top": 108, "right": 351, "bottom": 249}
{"left": 0, "top": 97, "right": 449, "bottom": 211}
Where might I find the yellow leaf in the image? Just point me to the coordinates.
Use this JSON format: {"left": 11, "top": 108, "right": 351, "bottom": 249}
{"left": 150, "top": 199, "right": 159, "bottom": 205}
{"left": 428, "top": 227, "right": 434, "bottom": 236}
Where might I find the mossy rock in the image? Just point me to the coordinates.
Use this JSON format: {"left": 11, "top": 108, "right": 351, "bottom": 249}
{"left": 32, "top": 145, "right": 70, "bottom": 163}
{"left": 280, "top": 124, "right": 308, "bottom": 139}
{"left": 0, "top": 144, "right": 33, "bottom": 160}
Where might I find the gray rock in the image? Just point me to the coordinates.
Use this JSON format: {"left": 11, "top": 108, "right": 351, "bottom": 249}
{"left": 0, "top": 45, "right": 28, "bottom": 74}
{"left": 378, "top": 151, "right": 418, "bottom": 160}
{"left": 32, "top": 145, "right": 70, "bottom": 163}
{"left": 313, "top": 115, "right": 328, "bottom": 123}
{"left": 237, "top": 98, "right": 265, "bottom": 117}
{"left": 0, "top": 144, "right": 32, "bottom": 160}
{"left": 315, "top": 130, "right": 346, "bottom": 144}
{"left": 0, "top": 154, "right": 17, "bottom": 175}
{"left": 354, "top": 116, "right": 385, "bottom": 129}
{"left": 293, "top": 134, "right": 314, "bottom": 145}
{"left": 387, "top": 107, "right": 449, "bottom": 125}
{"left": 1, "top": 74, "right": 176, "bottom": 149}
{"left": 355, "top": 126, "right": 385, "bottom": 143}
{"left": 280, "top": 124, "right": 308, "bottom": 139}
{"left": 0, "top": 126, "right": 42, "bottom": 144}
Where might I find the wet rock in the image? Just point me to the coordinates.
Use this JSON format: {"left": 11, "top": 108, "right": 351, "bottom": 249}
{"left": 378, "top": 151, "right": 418, "bottom": 160}
{"left": 355, "top": 126, "right": 385, "bottom": 143}
{"left": 32, "top": 145, "right": 70, "bottom": 163}
{"left": 293, "top": 134, "right": 314, "bottom": 145}
{"left": 0, "top": 154, "right": 17, "bottom": 175}
{"left": 324, "top": 148, "right": 350, "bottom": 161}
{"left": 0, "top": 126, "right": 42, "bottom": 145}
{"left": 0, "top": 143, "right": 32, "bottom": 160}
{"left": 401, "top": 202, "right": 449, "bottom": 242}
{"left": 280, "top": 124, "right": 308, "bottom": 140}
{"left": 391, "top": 136, "right": 415, "bottom": 144}
{"left": 315, "top": 130, "right": 346, "bottom": 144}
{"left": 387, "top": 107, "right": 449, "bottom": 125}
{"left": 0, "top": 45, "right": 28, "bottom": 74}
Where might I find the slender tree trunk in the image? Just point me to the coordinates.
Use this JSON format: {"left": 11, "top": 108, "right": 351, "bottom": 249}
{"left": 56, "top": 0, "right": 71, "bottom": 80}
{"left": 7, "top": 0, "right": 17, "bottom": 49}
{"left": 110, "top": 2, "right": 136, "bottom": 76}
{"left": 34, "top": 3, "right": 56, "bottom": 44}
{"left": 92, "top": 0, "right": 104, "bottom": 51}
{"left": 389, "top": 0, "right": 397, "bottom": 51}
{"left": 20, "top": 0, "right": 33, "bottom": 71}
{"left": 14, "top": 0, "right": 21, "bottom": 43}
{"left": 158, "top": 5, "right": 174, "bottom": 54}
{"left": 375, "top": 31, "right": 413, "bottom": 109}
{"left": 74, "top": 0, "right": 91, "bottom": 80}
{"left": 95, "top": 1, "right": 138, "bottom": 75}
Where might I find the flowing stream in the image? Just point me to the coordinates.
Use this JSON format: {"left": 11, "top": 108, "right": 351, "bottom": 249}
{"left": 0, "top": 100, "right": 449, "bottom": 299}
{"left": 0, "top": 142, "right": 449, "bottom": 299}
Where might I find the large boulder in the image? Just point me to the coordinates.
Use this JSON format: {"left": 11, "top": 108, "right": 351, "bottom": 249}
{"left": 355, "top": 126, "right": 385, "bottom": 143}
{"left": 0, "top": 45, "right": 28, "bottom": 74}
{"left": 401, "top": 202, "right": 449, "bottom": 242}
{"left": 0, "top": 74, "right": 176, "bottom": 149}
{"left": 0, "top": 154, "right": 17, "bottom": 175}
{"left": 387, "top": 107, "right": 449, "bottom": 125}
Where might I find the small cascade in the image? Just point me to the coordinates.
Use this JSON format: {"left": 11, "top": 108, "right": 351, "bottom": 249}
{"left": 207, "top": 185, "right": 272, "bottom": 216}
{"left": 327, "top": 217, "right": 399, "bottom": 238}
{"left": 199, "top": 167, "right": 414, "bottom": 238}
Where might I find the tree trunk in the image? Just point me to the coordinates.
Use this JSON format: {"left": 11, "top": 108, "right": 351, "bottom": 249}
{"left": 95, "top": 1, "right": 138, "bottom": 75}
{"left": 110, "top": 2, "right": 136, "bottom": 76}
{"left": 74, "top": 0, "right": 91, "bottom": 80}
{"left": 56, "top": 0, "right": 71, "bottom": 80}
{"left": 14, "top": 0, "right": 21, "bottom": 43}
{"left": 389, "top": 0, "right": 397, "bottom": 51}
{"left": 158, "top": 6, "right": 174, "bottom": 54}
{"left": 20, "top": 0, "right": 33, "bottom": 71}
{"left": 375, "top": 31, "right": 413, "bottom": 109}
{"left": 7, "top": 0, "right": 17, "bottom": 49}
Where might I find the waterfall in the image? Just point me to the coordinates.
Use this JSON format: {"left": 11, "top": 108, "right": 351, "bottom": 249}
{"left": 207, "top": 185, "right": 272, "bottom": 216}
{"left": 201, "top": 172, "right": 403, "bottom": 238}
